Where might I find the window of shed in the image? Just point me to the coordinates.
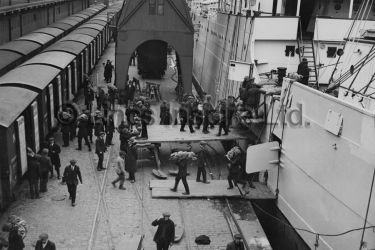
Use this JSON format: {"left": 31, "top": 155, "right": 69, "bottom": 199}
{"left": 285, "top": 45, "right": 295, "bottom": 57}
{"left": 327, "top": 47, "right": 337, "bottom": 58}
{"left": 149, "top": 0, "right": 156, "bottom": 15}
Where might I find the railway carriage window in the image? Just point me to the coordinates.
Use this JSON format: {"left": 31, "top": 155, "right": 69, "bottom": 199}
{"left": 149, "top": 0, "right": 156, "bottom": 15}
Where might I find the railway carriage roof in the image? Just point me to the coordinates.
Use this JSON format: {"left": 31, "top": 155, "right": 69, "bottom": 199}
{"left": 0, "top": 40, "right": 40, "bottom": 56}
{"left": 60, "top": 33, "right": 94, "bottom": 45}
{"left": 79, "top": 23, "right": 105, "bottom": 31}
{"left": 0, "top": 51, "right": 22, "bottom": 72}
{"left": 0, "top": 65, "right": 60, "bottom": 92}
{"left": 45, "top": 41, "right": 87, "bottom": 55}
{"left": 21, "top": 51, "right": 76, "bottom": 70}
{"left": 86, "top": 19, "right": 107, "bottom": 26}
{"left": 33, "top": 27, "right": 64, "bottom": 38}
{"left": 58, "top": 17, "right": 82, "bottom": 27}
{"left": 70, "top": 13, "right": 90, "bottom": 20}
{"left": 17, "top": 33, "right": 54, "bottom": 45}
{"left": 0, "top": 87, "right": 38, "bottom": 128}
{"left": 48, "top": 22, "right": 72, "bottom": 31}
{"left": 73, "top": 28, "right": 100, "bottom": 38}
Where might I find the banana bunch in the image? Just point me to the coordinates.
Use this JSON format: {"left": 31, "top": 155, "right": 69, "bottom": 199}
{"left": 169, "top": 151, "right": 197, "bottom": 161}
{"left": 225, "top": 146, "right": 241, "bottom": 161}
{"left": 8, "top": 215, "right": 27, "bottom": 239}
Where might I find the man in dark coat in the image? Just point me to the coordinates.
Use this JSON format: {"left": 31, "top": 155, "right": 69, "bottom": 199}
{"left": 226, "top": 234, "right": 245, "bottom": 250}
{"left": 227, "top": 153, "right": 242, "bottom": 189}
{"left": 48, "top": 137, "right": 61, "bottom": 179}
{"left": 61, "top": 124, "right": 70, "bottom": 147}
{"left": 124, "top": 82, "right": 130, "bottom": 107}
{"left": 125, "top": 138, "right": 138, "bottom": 182}
{"left": 27, "top": 148, "right": 40, "bottom": 199}
{"left": 128, "top": 81, "right": 136, "bottom": 103}
{"left": 297, "top": 58, "right": 310, "bottom": 85}
{"left": 179, "top": 102, "right": 194, "bottom": 133}
{"left": 196, "top": 141, "right": 210, "bottom": 184}
{"left": 105, "top": 114, "right": 115, "bottom": 146}
{"left": 94, "top": 111, "right": 106, "bottom": 137}
{"left": 140, "top": 102, "right": 152, "bottom": 139}
{"left": 227, "top": 96, "right": 237, "bottom": 131}
{"left": 96, "top": 88, "right": 105, "bottom": 110}
{"left": 84, "top": 110, "right": 94, "bottom": 143}
{"left": 8, "top": 227, "right": 24, "bottom": 250}
{"left": 63, "top": 159, "right": 82, "bottom": 206}
{"left": 39, "top": 148, "right": 52, "bottom": 193}
{"left": 126, "top": 103, "right": 139, "bottom": 129}
{"left": 104, "top": 60, "right": 114, "bottom": 83}
{"left": 96, "top": 132, "right": 107, "bottom": 171}
{"left": 152, "top": 212, "right": 175, "bottom": 250}
{"left": 35, "top": 233, "right": 56, "bottom": 250}
{"left": 76, "top": 114, "right": 91, "bottom": 151}
{"left": 202, "top": 95, "right": 214, "bottom": 133}
{"left": 217, "top": 100, "right": 229, "bottom": 136}
{"left": 170, "top": 158, "right": 190, "bottom": 195}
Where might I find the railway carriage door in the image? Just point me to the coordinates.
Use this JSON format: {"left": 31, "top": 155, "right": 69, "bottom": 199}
{"left": 85, "top": 48, "right": 89, "bottom": 74}
{"left": 81, "top": 52, "right": 85, "bottom": 82}
{"left": 67, "top": 66, "right": 73, "bottom": 101}
{"left": 99, "top": 33, "right": 102, "bottom": 54}
{"left": 73, "top": 60, "right": 78, "bottom": 95}
{"left": 48, "top": 84, "right": 56, "bottom": 128}
{"left": 57, "top": 75, "right": 63, "bottom": 105}
{"left": 93, "top": 40, "right": 97, "bottom": 64}
{"left": 91, "top": 42, "right": 94, "bottom": 69}
{"left": 31, "top": 101, "right": 40, "bottom": 152}
{"left": 16, "top": 116, "right": 27, "bottom": 176}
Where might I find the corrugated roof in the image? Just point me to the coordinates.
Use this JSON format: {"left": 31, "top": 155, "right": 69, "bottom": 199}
{"left": 0, "top": 65, "right": 60, "bottom": 91}
{"left": 22, "top": 51, "right": 76, "bottom": 69}
{"left": 0, "top": 51, "right": 22, "bottom": 71}
{"left": 79, "top": 23, "right": 105, "bottom": 31}
{"left": 73, "top": 28, "right": 100, "bottom": 38}
{"left": 0, "top": 40, "right": 40, "bottom": 56}
{"left": 44, "top": 40, "right": 87, "bottom": 55}
{"left": 17, "top": 33, "right": 54, "bottom": 45}
{"left": 49, "top": 22, "right": 72, "bottom": 31}
{"left": 0, "top": 86, "right": 38, "bottom": 128}
{"left": 60, "top": 33, "right": 94, "bottom": 45}
{"left": 33, "top": 27, "right": 64, "bottom": 37}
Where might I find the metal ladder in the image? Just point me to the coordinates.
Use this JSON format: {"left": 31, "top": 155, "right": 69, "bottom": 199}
{"left": 302, "top": 39, "right": 319, "bottom": 88}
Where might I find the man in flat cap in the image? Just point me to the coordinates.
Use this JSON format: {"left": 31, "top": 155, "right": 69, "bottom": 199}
{"left": 63, "top": 159, "right": 83, "bottom": 207}
{"left": 95, "top": 132, "right": 107, "bottom": 171}
{"left": 39, "top": 148, "right": 52, "bottom": 193}
{"left": 48, "top": 137, "right": 61, "bottom": 179}
{"left": 152, "top": 212, "right": 175, "bottom": 250}
{"left": 35, "top": 233, "right": 55, "bottom": 250}
{"left": 196, "top": 141, "right": 210, "bottom": 184}
{"left": 226, "top": 234, "right": 245, "bottom": 250}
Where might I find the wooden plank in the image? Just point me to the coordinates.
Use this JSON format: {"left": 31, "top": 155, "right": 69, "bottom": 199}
{"left": 151, "top": 180, "right": 241, "bottom": 198}
{"left": 150, "top": 180, "right": 276, "bottom": 199}
{"left": 134, "top": 125, "right": 252, "bottom": 144}
{"left": 115, "top": 234, "right": 143, "bottom": 250}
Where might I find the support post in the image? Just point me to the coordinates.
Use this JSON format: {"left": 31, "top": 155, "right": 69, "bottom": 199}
{"left": 349, "top": 0, "right": 354, "bottom": 19}
{"left": 296, "top": 0, "right": 301, "bottom": 16}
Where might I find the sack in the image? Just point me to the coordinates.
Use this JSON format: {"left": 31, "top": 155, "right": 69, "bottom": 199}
{"left": 195, "top": 235, "right": 211, "bottom": 245}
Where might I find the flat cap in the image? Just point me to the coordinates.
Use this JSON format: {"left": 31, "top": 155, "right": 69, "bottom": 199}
{"left": 70, "top": 159, "right": 77, "bottom": 163}
{"left": 41, "top": 148, "right": 49, "bottom": 154}
{"left": 162, "top": 212, "right": 171, "bottom": 217}
{"left": 39, "top": 233, "right": 48, "bottom": 239}
{"left": 48, "top": 137, "right": 54, "bottom": 141}
{"left": 199, "top": 141, "right": 208, "bottom": 146}
{"left": 234, "top": 234, "right": 242, "bottom": 239}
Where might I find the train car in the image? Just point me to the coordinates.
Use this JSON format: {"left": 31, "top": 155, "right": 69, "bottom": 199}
{"left": 0, "top": 3, "right": 106, "bottom": 78}
{"left": 137, "top": 40, "right": 168, "bottom": 79}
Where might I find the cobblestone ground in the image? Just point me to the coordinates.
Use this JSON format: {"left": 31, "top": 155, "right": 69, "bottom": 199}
{"left": 0, "top": 41, "right": 266, "bottom": 250}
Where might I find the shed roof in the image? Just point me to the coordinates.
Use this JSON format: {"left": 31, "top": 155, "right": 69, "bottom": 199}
{"left": 0, "top": 87, "right": 38, "bottom": 128}
{"left": 44, "top": 40, "right": 87, "bottom": 55}
{"left": 0, "top": 40, "right": 40, "bottom": 56}
{"left": 73, "top": 28, "right": 100, "bottom": 38}
{"left": 17, "top": 33, "right": 54, "bottom": 45}
{"left": 0, "top": 65, "right": 60, "bottom": 91}
{"left": 60, "top": 33, "right": 94, "bottom": 45}
{"left": 22, "top": 51, "right": 76, "bottom": 69}
{"left": 33, "top": 27, "right": 64, "bottom": 37}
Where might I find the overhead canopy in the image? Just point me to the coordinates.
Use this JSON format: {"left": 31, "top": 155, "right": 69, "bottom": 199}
{"left": 49, "top": 22, "right": 73, "bottom": 31}
{"left": 0, "top": 51, "right": 22, "bottom": 72}
{"left": 0, "top": 65, "right": 60, "bottom": 91}
{"left": 0, "top": 86, "right": 38, "bottom": 128}
{"left": 33, "top": 27, "right": 64, "bottom": 37}
{"left": 0, "top": 40, "right": 40, "bottom": 56}
{"left": 44, "top": 40, "right": 87, "bottom": 55}
{"left": 61, "top": 33, "right": 94, "bottom": 45}
{"left": 17, "top": 33, "right": 54, "bottom": 45}
{"left": 22, "top": 51, "right": 75, "bottom": 69}
{"left": 73, "top": 28, "right": 100, "bottom": 38}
